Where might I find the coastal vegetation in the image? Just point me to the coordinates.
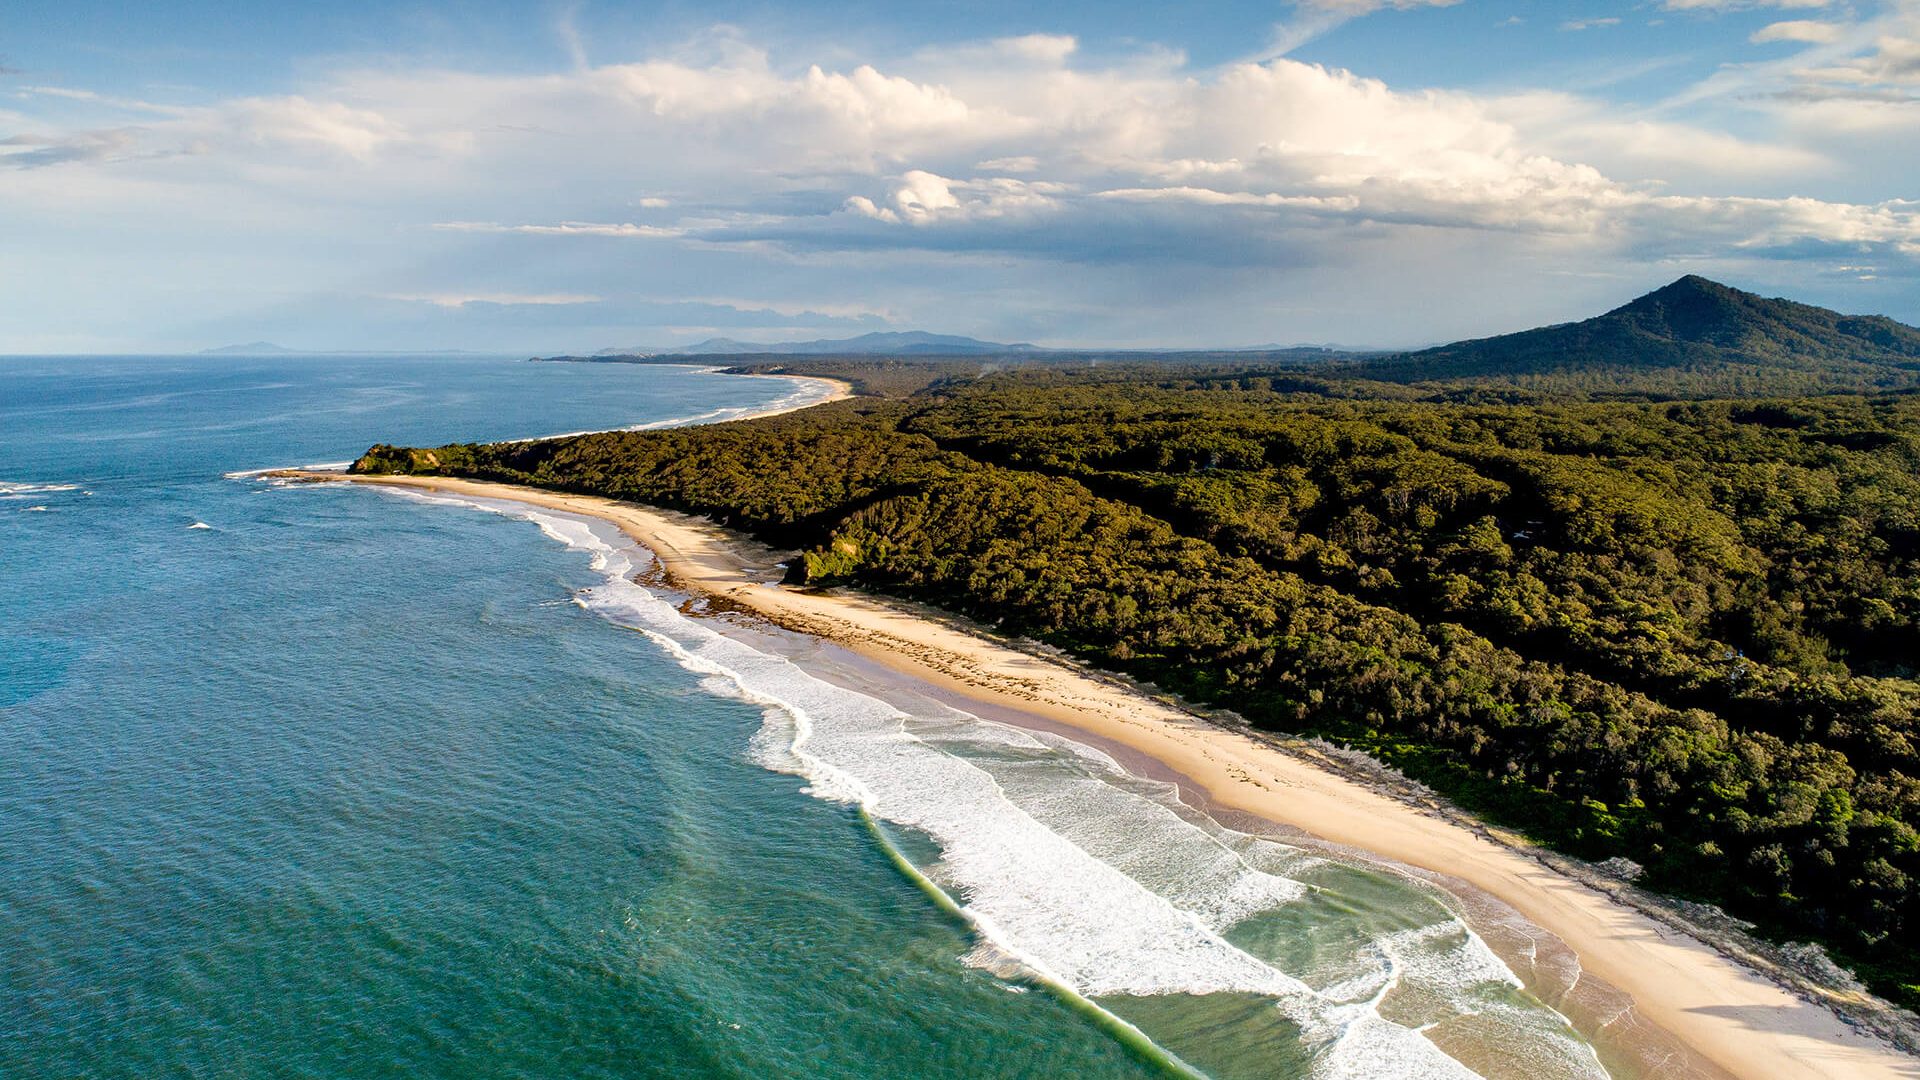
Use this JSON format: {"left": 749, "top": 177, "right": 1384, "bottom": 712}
{"left": 357, "top": 278, "right": 1920, "bottom": 1007}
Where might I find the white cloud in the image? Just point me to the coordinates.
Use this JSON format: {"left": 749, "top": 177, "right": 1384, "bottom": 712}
{"left": 1652, "top": 3, "right": 1920, "bottom": 143}
{"left": 6, "top": 23, "right": 1919, "bottom": 351}
{"left": 1259, "top": 0, "right": 1462, "bottom": 57}
{"left": 12, "top": 36, "right": 1910, "bottom": 270}
{"left": 1489, "top": 90, "right": 1829, "bottom": 180}
{"left": 982, "top": 33, "right": 1079, "bottom": 65}
{"left": 1753, "top": 20, "right": 1846, "bottom": 44}
{"left": 7, "top": 87, "right": 424, "bottom": 165}
{"left": 1801, "top": 33, "right": 1920, "bottom": 85}
{"left": 555, "top": 4, "right": 589, "bottom": 70}
{"left": 226, "top": 96, "right": 411, "bottom": 161}
{"left": 843, "top": 170, "right": 1065, "bottom": 224}
{"left": 1719, "top": 7, "right": 1920, "bottom": 135}
{"left": 1562, "top": 18, "right": 1623, "bottom": 31}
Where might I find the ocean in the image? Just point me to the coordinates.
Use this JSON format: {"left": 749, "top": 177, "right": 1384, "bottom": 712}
{"left": 0, "top": 355, "right": 1615, "bottom": 1078}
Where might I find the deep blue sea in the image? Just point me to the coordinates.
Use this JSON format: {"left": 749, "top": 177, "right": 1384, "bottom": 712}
{"left": 1, "top": 356, "right": 1616, "bottom": 1079}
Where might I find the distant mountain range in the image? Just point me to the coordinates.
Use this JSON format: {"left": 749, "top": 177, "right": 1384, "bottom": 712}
{"left": 597, "top": 331, "right": 1042, "bottom": 357}
{"left": 201, "top": 341, "right": 298, "bottom": 355}
{"left": 1372, "top": 275, "right": 1920, "bottom": 387}
{"left": 214, "top": 278, "right": 1920, "bottom": 391}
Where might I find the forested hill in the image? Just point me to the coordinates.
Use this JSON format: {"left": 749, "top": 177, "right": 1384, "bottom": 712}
{"left": 355, "top": 367, "right": 1920, "bottom": 1010}
{"left": 1364, "top": 276, "right": 1920, "bottom": 394}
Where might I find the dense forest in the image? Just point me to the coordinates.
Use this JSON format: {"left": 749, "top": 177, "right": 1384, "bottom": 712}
{"left": 359, "top": 279, "right": 1920, "bottom": 1008}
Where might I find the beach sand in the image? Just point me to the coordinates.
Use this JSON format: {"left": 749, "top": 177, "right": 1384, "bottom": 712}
{"left": 280, "top": 469, "right": 1919, "bottom": 1080}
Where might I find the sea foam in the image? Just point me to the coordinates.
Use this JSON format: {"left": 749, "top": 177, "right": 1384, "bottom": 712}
{"left": 222, "top": 460, "right": 352, "bottom": 480}
{"left": 0, "top": 482, "right": 80, "bottom": 495}
{"left": 387, "top": 489, "right": 1607, "bottom": 1080}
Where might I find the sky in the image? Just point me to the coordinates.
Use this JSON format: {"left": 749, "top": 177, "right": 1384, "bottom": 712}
{"left": 3, "top": 0, "right": 1918, "bottom": 353}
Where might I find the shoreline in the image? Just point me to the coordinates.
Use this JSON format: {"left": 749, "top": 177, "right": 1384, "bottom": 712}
{"left": 224, "top": 370, "right": 852, "bottom": 481}
{"left": 698, "top": 367, "right": 854, "bottom": 411}
{"left": 669, "top": 367, "right": 854, "bottom": 423}
{"left": 274, "top": 470, "right": 1918, "bottom": 1080}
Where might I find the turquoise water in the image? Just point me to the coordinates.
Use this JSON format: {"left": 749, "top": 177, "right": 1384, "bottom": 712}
{"left": 1, "top": 356, "right": 1614, "bottom": 1078}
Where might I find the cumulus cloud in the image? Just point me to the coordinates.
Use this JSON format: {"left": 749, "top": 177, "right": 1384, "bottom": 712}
{"left": 14, "top": 35, "right": 1910, "bottom": 272}
{"left": 842, "top": 170, "right": 1065, "bottom": 224}
{"left": 6, "top": 23, "right": 1919, "bottom": 350}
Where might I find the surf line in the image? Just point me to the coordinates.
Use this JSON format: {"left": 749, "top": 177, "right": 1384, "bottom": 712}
{"left": 360, "top": 485, "right": 1208, "bottom": 1077}
{"left": 860, "top": 807, "right": 1208, "bottom": 1080}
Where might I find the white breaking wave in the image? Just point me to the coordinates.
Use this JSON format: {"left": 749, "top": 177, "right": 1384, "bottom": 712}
{"left": 1, "top": 481, "right": 81, "bottom": 501}
{"left": 380, "top": 488, "right": 1608, "bottom": 1080}
{"left": 188, "top": 521, "right": 212, "bottom": 530}
{"left": 222, "top": 460, "right": 352, "bottom": 480}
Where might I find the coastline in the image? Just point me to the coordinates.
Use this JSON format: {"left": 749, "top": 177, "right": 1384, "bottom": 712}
{"left": 540, "top": 364, "right": 854, "bottom": 436}
{"left": 672, "top": 368, "right": 854, "bottom": 422}
{"left": 222, "top": 370, "right": 852, "bottom": 481}
{"left": 274, "top": 469, "right": 1919, "bottom": 1080}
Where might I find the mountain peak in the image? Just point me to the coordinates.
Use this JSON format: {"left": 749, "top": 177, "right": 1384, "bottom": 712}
{"left": 1623, "top": 275, "right": 1749, "bottom": 307}
{"left": 1609, "top": 276, "right": 1762, "bottom": 344}
{"left": 1653, "top": 273, "right": 1727, "bottom": 296}
{"left": 1383, "top": 277, "right": 1920, "bottom": 391}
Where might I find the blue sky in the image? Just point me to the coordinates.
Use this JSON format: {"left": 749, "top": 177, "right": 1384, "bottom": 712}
{"left": 4, "top": 0, "right": 1917, "bottom": 352}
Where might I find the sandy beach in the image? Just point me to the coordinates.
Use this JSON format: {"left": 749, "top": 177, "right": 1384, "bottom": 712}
{"left": 277, "top": 467, "right": 1918, "bottom": 1080}
{"left": 690, "top": 368, "right": 854, "bottom": 416}
{"left": 740, "top": 369, "right": 853, "bottom": 406}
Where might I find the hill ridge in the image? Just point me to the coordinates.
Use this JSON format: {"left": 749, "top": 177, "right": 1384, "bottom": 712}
{"left": 1372, "top": 276, "right": 1920, "bottom": 392}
